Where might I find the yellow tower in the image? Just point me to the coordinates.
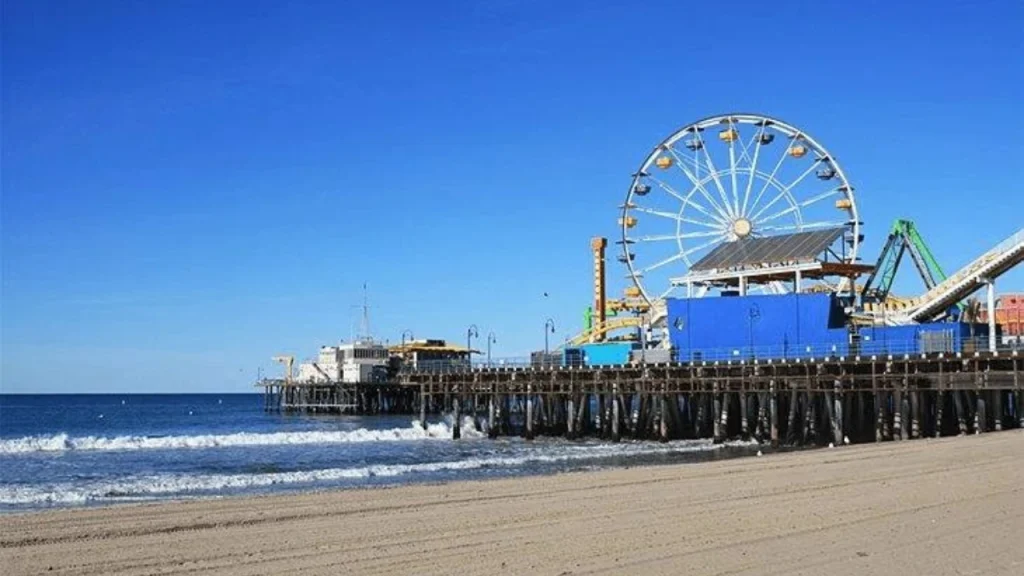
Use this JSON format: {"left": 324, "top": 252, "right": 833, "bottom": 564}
{"left": 591, "top": 237, "right": 607, "bottom": 342}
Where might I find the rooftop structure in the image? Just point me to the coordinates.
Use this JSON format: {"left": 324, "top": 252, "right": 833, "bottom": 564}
{"left": 670, "top": 229, "right": 873, "bottom": 296}
{"left": 295, "top": 338, "right": 389, "bottom": 384}
{"left": 389, "top": 339, "right": 477, "bottom": 372}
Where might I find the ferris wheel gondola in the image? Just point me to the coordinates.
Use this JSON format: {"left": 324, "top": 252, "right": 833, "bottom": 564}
{"left": 620, "top": 113, "right": 861, "bottom": 304}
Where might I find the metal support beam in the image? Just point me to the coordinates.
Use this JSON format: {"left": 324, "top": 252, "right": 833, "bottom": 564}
{"left": 987, "top": 279, "right": 997, "bottom": 352}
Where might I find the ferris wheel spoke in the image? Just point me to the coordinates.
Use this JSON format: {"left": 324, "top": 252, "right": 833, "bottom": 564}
{"left": 736, "top": 128, "right": 759, "bottom": 167}
{"left": 749, "top": 161, "right": 822, "bottom": 222}
{"left": 755, "top": 187, "right": 841, "bottom": 225}
{"left": 638, "top": 234, "right": 726, "bottom": 275}
{"left": 694, "top": 133, "right": 736, "bottom": 219}
{"left": 632, "top": 206, "right": 724, "bottom": 229}
{"left": 756, "top": 221, "right": 845, "bottom": 234}
{"left": 639, "top": 252, "right": 687, "bottom": 275}
{"left": 647, "top": 175, "right": 728, "bottom": 225}
{"left": 679, "top": 215, "right": 726, "bottom": 229}
{"left": 663, "top": 147, "right": 733, "bottom": 221}
{"left": 747, "top": 132, "right": 800, "bottom": 220}
{"left": 741, "top": 125, "right": 767, "bottom": 216}
{"left": 635, "top": 230, "right": 725, "bottom": 243}
{"left": 727, "top": 120, "right": 740, "bottom": 216}
{"left": 680, "top": 235, "right": 728, "bottom": 258}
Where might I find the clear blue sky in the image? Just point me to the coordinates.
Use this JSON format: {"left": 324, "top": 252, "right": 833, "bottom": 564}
{"left": 2, "top": 0, "right": 1022, "bottom": 393}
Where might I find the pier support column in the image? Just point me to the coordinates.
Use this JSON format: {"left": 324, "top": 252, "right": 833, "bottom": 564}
{"left": 994, "top": 390, "right": 1003, "bottom": 432}
{"left": 954, "top": 390, "right": 967, "bottom": 435}
{"left": 893, "top": 381, "right": 904, "bottom": 440}
{"left": 488, "top": 384, "right": 498, "bottom": 439}
{"left": 786, "top": 383, "right": 799, "bottom": 444}
{"left": 741, "top": 380, "right": 750, "bottom": 440}
{"left": 769, "top": 379, "right": 779, "bottom": 448}
{"left": 1016, "top": 359, "right": 1023, "bottom": 429}
{"left": 420, "top": 383, "right": 428, "bottom": 430}
{"left": 658, "top": 393, "right": 669, "bottom": 443}
{"left": 566, "top": 392, "right": 576, "bottom": 440}
{"left": 975, "top": 367, "right": 986, "bottom": 434}
{"left": 975, "top": 393, "right": 986, "bottom": 434}
{"left": 910, "top": 387, "right": 920, "bottom": 439}
{"left": 872, "top": 363, "right": 883, "bottom": 442}
{"left": 525, "top": 382, "right": 534, "bottom": 441}
{"left": 452, "top": 390, "right": 461, "bottom": 440}
{"left": 719, "top": 388, "right": 730, "bottom": 442}
{"left": 833, "top": 378, "right": 844, "bottom": 446}
{"left": 712, "top": 381, "right": 723, "bottom": 443}
{"left": 611, "top": 379, "right": 621, "bottom": 443}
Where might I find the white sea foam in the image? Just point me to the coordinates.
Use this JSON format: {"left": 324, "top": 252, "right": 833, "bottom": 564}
{"left": 0, "top": 417, "right": 484, "bottom": 455}
{"left": 0, "top": 438, "right": 740, "bottom": 506}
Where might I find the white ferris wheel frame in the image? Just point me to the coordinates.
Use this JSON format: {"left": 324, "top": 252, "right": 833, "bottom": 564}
{"left": 620, "top": 113, "right": 861, "bottom": 305}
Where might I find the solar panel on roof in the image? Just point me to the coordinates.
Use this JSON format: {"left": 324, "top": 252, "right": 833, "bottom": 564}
{"left": 691, "top": 228, "right": 846, "bottom": 271}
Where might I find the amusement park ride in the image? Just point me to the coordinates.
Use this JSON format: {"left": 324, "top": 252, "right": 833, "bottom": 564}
{"left": 573, "top": 113, "right": 1024, "bottom": 351}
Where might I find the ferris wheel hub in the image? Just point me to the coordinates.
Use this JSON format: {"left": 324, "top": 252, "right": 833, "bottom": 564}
{"left": 732, "top": 218, "right": 753, "bottom": 239}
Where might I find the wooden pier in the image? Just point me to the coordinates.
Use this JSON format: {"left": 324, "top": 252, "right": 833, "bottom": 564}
{"left": 400, "top": 351, "right": 1024, "bottom": 444}
{"left": 260, "top": 381, "right": 416, "bottom": 415}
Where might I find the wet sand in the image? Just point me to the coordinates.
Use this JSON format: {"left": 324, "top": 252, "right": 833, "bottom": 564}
{"left": 2, "top": 431, "right": 1022, "bottom": 575}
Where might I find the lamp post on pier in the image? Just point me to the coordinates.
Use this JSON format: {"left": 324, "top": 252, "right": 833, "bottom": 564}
{"left": 467, "top": 324, "right": 479, "bottom": 369}
{"left": 487, "top": 331, "right": 497, "bottom": 367}
{"left": 544, "top": 318, "right": 556, "bottom": 367}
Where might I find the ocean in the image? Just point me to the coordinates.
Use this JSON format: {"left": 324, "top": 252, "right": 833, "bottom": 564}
{"left": 0, "top": 394, "right": 756, "bottom": 512}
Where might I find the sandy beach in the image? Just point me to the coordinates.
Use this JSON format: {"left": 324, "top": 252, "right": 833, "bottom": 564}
{"left": 2, "top": 431, "right": 1021, "bottom": 576}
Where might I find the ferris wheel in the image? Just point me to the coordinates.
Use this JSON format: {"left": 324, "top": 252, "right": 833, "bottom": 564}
{"left": 619, "top": 113, "right": 860, "bottom": 304}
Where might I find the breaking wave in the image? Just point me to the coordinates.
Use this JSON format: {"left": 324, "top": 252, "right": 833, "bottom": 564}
{"left": 0, "top": 418, "right": 483, "bottom": 455}
{"left": 0, "top": 438, "right": 741, "bottom": 506}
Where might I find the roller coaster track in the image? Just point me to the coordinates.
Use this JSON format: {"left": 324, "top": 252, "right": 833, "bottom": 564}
{"left": 899, "top": 228, "right": 1024, "bottom": 322}
{"left": 567, "top": 316, "right": 642, "bottom": 346}
{"left": 566, "top": 301, "right": 668, "bottom": 347}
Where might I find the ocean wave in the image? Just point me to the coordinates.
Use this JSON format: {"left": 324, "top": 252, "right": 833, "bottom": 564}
{"left": 0, "top": 438, "right": 742, "bottom": 506}
{"left": 0, "top": 418, "right": 483, "bottom": 455}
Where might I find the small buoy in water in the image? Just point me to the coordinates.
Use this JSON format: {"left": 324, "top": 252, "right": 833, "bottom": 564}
{"left": 121, "top": 400, "right": 126, "bottom": 405}
{"left": 98, "top": 414, "right": 104, "bottom": 419}
{"left": 188, "top": 410, "right": 194, "bottom": 415}
{"left": 756, "top": 450, "right": 763, "bottom": 457}
{"left": 218, "top": 399, "right": 222, "bottom": 405}
{"left": 828, "top": 442, "right": 835, "bottom": 448}
{"left": 843, "top": 435, "right": 850, "bottom": 445}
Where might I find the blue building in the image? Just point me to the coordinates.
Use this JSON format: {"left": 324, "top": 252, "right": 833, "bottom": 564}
{"left": 667, "top": 293, "right": 851, "bottom": 361}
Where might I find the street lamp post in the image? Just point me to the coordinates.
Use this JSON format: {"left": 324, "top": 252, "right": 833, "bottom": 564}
{"left": 544, "top": 318, "right": 556, "bottom": 367}
{"left": 467, "top": 324, "right": 479, "bottom": 369}
{"left": 487, "top": 331, "right": 497, "bottom": 367}
{"left": 400, "top": 329, "right": 414, "bottom": 373}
